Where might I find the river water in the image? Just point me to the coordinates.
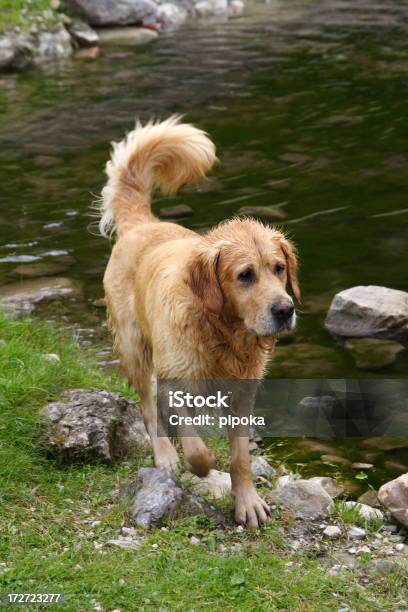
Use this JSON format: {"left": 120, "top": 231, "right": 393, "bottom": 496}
{"left": 0, "top": 0, "right": 407, "bottom": 491}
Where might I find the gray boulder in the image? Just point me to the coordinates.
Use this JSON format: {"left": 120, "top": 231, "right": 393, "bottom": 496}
{"left": 266, "top": 478, "right": 333, "bottom": 520}
{"left": 325, "top": 286, "right": 408, "bottom": 341}
{"left": 0, "top": 33, "right": 34, "bottom": 70}
{"left": 35, "top": 26, "right": 73, "bottom": 63}
{"left": 41, "top": 389, "right": 150, "bottom": 462}
{"left": 157, "top": 3, "right": 188, "bottom": 28}
{"left": 66, "top": 0, "right": 159, "bottom": 26}
{"left": 0, "top": 277, "right": 83, "bottom": 315}
{"left": 378, "top": 473, "right": 408, "bottom": 528}
{"left": 344, "top": 338, "right": 404, "bottom": 370}
{"left": 124, "top": 468, "right": 227, "bottom": 528}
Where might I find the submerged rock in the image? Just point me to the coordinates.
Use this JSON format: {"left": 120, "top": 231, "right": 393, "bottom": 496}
{"left": 325, "top": 286, "right": 408, "bottom": 341}
{"left": 67, "top": 0, "right": 159, "bottom": 26}
{"left": 344, "top": 338, "right": 404, "bottom": 370}
{"left": 0, "top": 277, "right": 83, "bottom": 315}
{"left": 272, "top": 343, "right": 341, "bottom": 377}
{"left": 124, "top": 467, "right": 226, "bottom": 528}
{"left": 41, "top": 389, "right": 150, "bottom": 462}
{"left": 378, "top": 473, "right": 408, "bottom": 528}
{"left": 159, "top": 204, "right": 194, "bottom": 218}
{"left": 97, "top": 27, "right": 158, "bottom": 45}
{"left": 10, "top": 262, "right": 73, "bottom": 278}
{"left": 266, "top": 478, "right": 333, "bottom": 520}
{"left": 238, "top": 205, "right": 287, "bottom": 220}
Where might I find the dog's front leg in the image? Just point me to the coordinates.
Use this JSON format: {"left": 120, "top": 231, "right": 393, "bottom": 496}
{"left": 229, "top": 435, "right": 270, "bottom": 529}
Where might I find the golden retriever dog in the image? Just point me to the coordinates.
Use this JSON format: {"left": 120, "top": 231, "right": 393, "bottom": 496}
{"left": 99, "top": 116, "right": 300, "bottom": 528}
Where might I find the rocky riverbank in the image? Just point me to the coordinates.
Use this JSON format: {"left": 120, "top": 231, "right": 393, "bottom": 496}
{"left": 0, "top": 0, "right": 244, "bottom": 71}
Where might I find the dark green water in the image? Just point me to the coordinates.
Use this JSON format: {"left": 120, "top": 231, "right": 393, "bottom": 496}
{"left": 0, "top": 0, "right": 407, "bottom": 492}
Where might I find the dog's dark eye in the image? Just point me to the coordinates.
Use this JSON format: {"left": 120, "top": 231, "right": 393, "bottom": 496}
{"left": 237, "top": 267, "right": 255, "bottom": 283}
{"left": 274, "top": 262, "right": 285, "bottom": 275}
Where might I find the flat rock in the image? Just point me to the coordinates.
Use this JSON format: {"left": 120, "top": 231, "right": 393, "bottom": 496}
{"left": 378, "top": 473, "right": 408, "bottom": 528}
{"left": 67, "top": 0, "right": 159, "bottom": 26}
{"left": 159, "top": 204, "right": 194, "bottom": 219}
{"left": 41, "top": 389, "right": 150, "bottom": 462}
{"left": 266, "top": 478, "right": 333, "bottom": 520}
{"left": 351, "top": 462, "right": 374, "bottom": 470}
{"left": 0, "top": 277, "right": 83, "bottom": 315}
{"left": 325, "top": 286, "right": 408, "bottom": 341}
{"left": 238, "top": 205, "right": 287, "bottom": 220}
{"left": 344, "top": 338, "right": 404, "bottom": 370}
{"left": 124, "top": 467, "right": 227, "bottom": 528}
{"left": 343, "top": 501, "right": 383, "bottom": 523}
{"left": 98, "top": 27, "right": 158, "bottom": 45}
{"left": 362, "top": 437, "right": 408, "bottom": 451}
{"left": 272, "top": 343, "right": 341, "bottom": 377}
{"left": 9, "top": 262, "right": 72, "bottom": 278}
{"left": 251, "top": 456, "right": 276, "bottom": 480}
{"left": 182, "top": 469, "right": 231, "bottom": 499}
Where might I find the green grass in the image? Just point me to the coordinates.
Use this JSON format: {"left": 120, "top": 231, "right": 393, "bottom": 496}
{"left": 0, "top": 311, "right": 407, "bottom": 611}
{"left": 0, "top": 1, "right": 65, "bottom": 34}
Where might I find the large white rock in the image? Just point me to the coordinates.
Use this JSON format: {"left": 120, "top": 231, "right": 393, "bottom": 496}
{"left": 35, "top": 26, "right": 73, "bottom": 63}
{"left": 378, "top": 473, "right": 408, "bottom": 528}
{"left": 343, "top": 501, "right": 383, "bottom": 523}
{"left": 325, "top": 286, "right": 408, "bottom": 341}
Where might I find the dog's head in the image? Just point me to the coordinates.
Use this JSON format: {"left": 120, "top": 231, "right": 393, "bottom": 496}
{"left": 187, "top": 218, "right": 300, "bottom": 336}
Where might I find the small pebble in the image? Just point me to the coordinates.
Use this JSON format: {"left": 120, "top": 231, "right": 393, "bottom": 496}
{"left": 190, "top": 536, "right": 200, "bottom": 545}
{"left": 347, "top": 526, "right": 366, "bottom": 540}
{"left": 323, "top": 525, "right": 342, "bottom": 539}
{"left": 151, "top": 543, "right": 158, "bottom": 550}
{"left": 395, "top": 543, "right": 405, "bottom": 552}
{"left": 236, "top": 525, "right": 244, "bottom": 533}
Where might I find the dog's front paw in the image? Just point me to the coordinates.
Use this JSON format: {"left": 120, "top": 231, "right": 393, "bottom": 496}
{"left": 233, "top": 487, "right": 270, "bottom": 529}
{"left": 153, "top": 439, "right": 180, "bottom": 472}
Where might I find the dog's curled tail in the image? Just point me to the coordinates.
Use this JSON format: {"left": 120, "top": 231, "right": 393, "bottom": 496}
{"left": 99, "top": 116, "right": 217, "bottom": 237}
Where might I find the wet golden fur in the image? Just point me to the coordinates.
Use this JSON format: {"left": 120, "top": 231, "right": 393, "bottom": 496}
{"left": 100, "top": 117, "right": 300, "bottom": 528}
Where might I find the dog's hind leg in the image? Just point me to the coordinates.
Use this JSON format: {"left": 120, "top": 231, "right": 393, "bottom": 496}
{"left": 107, "top": 299, "right": 180, "bottom": 470}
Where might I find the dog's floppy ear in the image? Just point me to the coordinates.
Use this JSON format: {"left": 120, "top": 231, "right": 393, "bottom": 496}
{"left": 280, "top": 237, "right": 301, "bottom": 302}
{"left": 187, "top": 247, "right": 223, "bottom": 315}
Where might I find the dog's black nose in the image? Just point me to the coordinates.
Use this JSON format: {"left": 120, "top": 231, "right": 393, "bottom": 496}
{"left": 271, "top": 300, "right": 294, "bottom": 320}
